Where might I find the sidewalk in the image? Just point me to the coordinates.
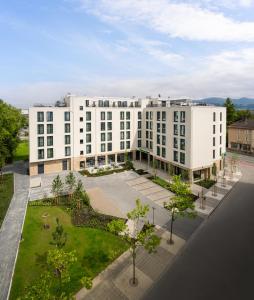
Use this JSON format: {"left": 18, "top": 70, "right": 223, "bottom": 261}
{"left": 0, "top": 163, "right": 29, "bottom": 300}
{"left": 76, "top": 226, "right": 185, "bottom": 300}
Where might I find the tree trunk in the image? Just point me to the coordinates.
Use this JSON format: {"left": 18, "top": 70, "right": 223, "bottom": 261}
{"left": 132, "top": 242, "right": 136, "bottom": 285}
{"left": 169, "top": 211, "right": 174, "bottom": 244}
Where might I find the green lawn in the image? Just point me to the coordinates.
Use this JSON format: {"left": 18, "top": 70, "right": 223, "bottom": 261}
{"left": 0, "top": 173, "right": 14, "bottom": 227}
{"left": 10, "top": 206, "right": 128, "bottom": 299}
{"left": 196, "top": 179, "right": 216, "bottom": 189}
{"left": 13, "top": 140, "right": 29, "bottom": 161}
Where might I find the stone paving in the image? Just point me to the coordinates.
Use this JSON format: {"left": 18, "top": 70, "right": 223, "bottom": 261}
{"left": 0, "top": 163, "right": 29, "bottom": 300}
{"left": 76, "top": 226, "right": 185, "bottom": 300}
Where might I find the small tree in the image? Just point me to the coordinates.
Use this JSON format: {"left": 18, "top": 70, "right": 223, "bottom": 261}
{"left": 164, "top": 175, "right": 197, "bottom": 244}
{"left": 65, "top": 172, "right": 76, "bottom": 202}
{"left": 51, "top": 175, "right": 64, "bottom": 205}
{"left": 108, "top": 199, "right": 161, "bottom": 286}
{"left": 152, "top": 159, "right": 158, "bottom": 179}
{"left": 51, "top": 218, "right": 67, "bottom": 248}
{"left": 73, "top": 179, "right": 84, "bottom": 210}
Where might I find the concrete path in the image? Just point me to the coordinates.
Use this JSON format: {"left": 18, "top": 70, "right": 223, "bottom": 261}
{"left": 0, "top": 163, "right": 29, "bottom": 300}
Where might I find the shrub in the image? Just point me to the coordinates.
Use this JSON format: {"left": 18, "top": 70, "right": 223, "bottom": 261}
{"left": 80, "top": 276, "right": 93, "bottom": 290}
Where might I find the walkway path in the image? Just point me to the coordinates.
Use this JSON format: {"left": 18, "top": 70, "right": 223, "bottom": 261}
{"left": 0, "top": 163, "right": 29, "bottom": 300}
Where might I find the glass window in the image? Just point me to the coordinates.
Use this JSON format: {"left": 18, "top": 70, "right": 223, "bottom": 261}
{"left": 174, "top": 124, "right": 178, "bottom": 135}
{"left": 65, "top": 135, "right": 70, "bottom": 145}
{"left": 157, "top": 123, "right": 161, "bottom": 133}
{"left": 107, "top": 143, "right": 112, "bottom": 151}
{"left": 80, "top": 117, "right": 83, "bottom": 122}
{"left": 120, "top": 122, "right": 125, "bottom": 130}
{"left": 107, "top": 112, "right": 112, "bottom": 120}
{"left": 120, "top": 131, "right": 125, "bottom": 140}
{"left": 157, "top": 111, "right": 160, "bottom": 121}
{"left": 101, "top": 143, "right": 106, "bottom": 152}
{"left": 180, "top": 111, "right": 185, "bottom": 122}
{"left": 162, "top": 111, "right": 166, "bottom": 121}
{"left": 146, "top": 140, "right": 149, "bottom": 148}
{"left": 47, "top": 136, "right": 53, "bottom": 146}
{"left": 150, "top": 122, "right": 153, "bottom": 130}
{"left": 146, "top": 111, "right": 149, "bottom": 119}
{"left": 120, "top": 141, "right": 125, "bottom": 150}
{"left": 80, "top": 128, "right": 83, "bottom": 133}
{"left": 213, "top": 137, "right": 215, "bottom": 146}
{"left": 180, "top": 152, "right": 185, "bottom": 164}
{"left": 220, "top": 135, "right": 222, "bottom": 145}
{"left": 162, "top": 135, "right": 166, "bottom": 146}
{"left": 38, "top": 149, "right": 44, "bottom": 159}
{"left": 107, "top": 122, "right": 112, "bottom": 131}
{"left": 126, "top": 131, "right": 130, "bottom": 139}
{"left": 213, "top": 112, "right": 216, "bottom": 122}
{"left": 150, "top": 111, "right": 153, "bottom": 119}
{"left": 174, "top": 137, "right": 178, "bottom": 149}
{"left": 47, "top": 148, "right": 54, "bottom": 158}
{"left": 162, "top": 147, "right": 166, "bottom": 158}
{"left": 138, "top": 121, "right": 142, "bottom": 129}
{"left": 150, "top": 131, "right": 153, "bottom": 139}
{"left": 174, "top": 111, "right": 178, "bottom": 122}
{"left": 80, "top": 106, "right": 83, "bottom": 111}
{"left": 62, "top": 160, "right": 68, "bottom": 170}
{"left": 146, "top": 121, "right": 149, "bottom": 129}
{"left": 80, "top": 151, "right": 84, "bottom": 155}
{"left": 138, "top": 112, "right": 142, "bottom": 120}
{"left": 220, "top": 124, "right": 222, "bottom": 133}
{"left": 80, "top": 139, "right": 84, "bottom": 144}
{"left": 126, "top": 111, "right": 130, "bottom": 120}
{"left": 47, "top": 112, "right": 53, "bottom": 122}
{"left": 37, "top": 112, "right": 44, "bottom": 122}
{"left": 65, "top": 123, "right": 70, "bottom": 133}
{"left": 120, "top": 111, "right": 124, "bottom": 120}
{"left": 64, "top": 112, "right": 70, "bottom": 121}
{"left": 101, "top": 112, "right": 105, "bottom": 120}
{"left": 37, "top": 124, "right": 44, "bottom": 134}
{"left": 220, "top": 112, "right": 222, "bottom": 121}
{"left": 101, "top": 133, "right": 106, "bottom": 142}
{"left": 162, "top": 123, "right": 166, "bottom": 134}
{"left": 65, "top": 146, "right": 71, "bottom": 156}
{"left": 213, "top": 149, "right": 215, "bottom": 159}
{"left": 180, "top": 125, "right": 185, "bottom": 136}
{"left": 86, "top": 112, "right": 91, "bottom": 121}
{"left": 38, "top": 137, "right": 44, "bottom": 147}
{"left": 126, "top": 121, "right": 130, "bottom": 130}
{"left": 138, "top": 140, "right": 141, "bottom": 147}
{"left": 149, "top": 141, "right": 153, "bottom": 149}
{"left": 47, "top": 124, "right": 53, "bottom": 134}
{"left": 100, "top": 122, "right": 106, "bottom": 131}
{"left": 86, "top": 134, "right": 91, "bottom": 143}
{"left": 86, "top": 123, "right": 91, "bottom": 132}
{"left": 220, "top": 148, "right": 222, "bottom": 156}
{"left": 138, "top": 130, "right": 141, "bottom": 138}
{"left": 180, "top": 139, "right": 185, "bottom": 150}
{"left": 173, "top": 151, "right": 178, "bottom": 162}
{"left": 157, "top": 146, "right": 160, "bottom": 156}
{"left": 107, "top": 132, "right": 112, "bottom": 141}
{"left": 157, "top": 135, "right": 160, "bottom": 145}
{"left": 86, "top": 145, "right": 91, "bottom": 154}
{"left": 126, "top": 141, "right": 130, "bottom": 149}
{"left": 146, "top": 131, "right": 149, "bottom": 139}
{"left": 213, "top": 125, "right": 216, "bottom": 134}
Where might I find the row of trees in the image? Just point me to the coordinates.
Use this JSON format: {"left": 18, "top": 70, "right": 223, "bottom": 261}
{"left": 224, "top": 98, "right": 254, "bottom": 125}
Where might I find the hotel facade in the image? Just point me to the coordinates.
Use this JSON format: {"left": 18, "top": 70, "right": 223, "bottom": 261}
{"left": 29, "top": 95, "right": 226, "bottom": 182}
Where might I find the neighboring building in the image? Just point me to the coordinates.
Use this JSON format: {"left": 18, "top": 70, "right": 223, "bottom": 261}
{"left": 29, "top": 95, "right": 226, "bottom": 182}
{"left": 228, "top": 119, "right": 254, "bottom": 154}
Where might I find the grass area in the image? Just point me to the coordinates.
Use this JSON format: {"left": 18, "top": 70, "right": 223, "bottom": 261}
{"left": 151, "top": 176, "right": 171, "bottom": 190}
{"left": 13, "top": 140, "right": 29, "bottom": 161}
{"left": 0, "top": 173, "right": 14, "bottom": 227}
{"left": 196, "top": 179, "right": 216, "bottom": 189}
{"left": 10, "top": 206, "right": 129, "bottom": 299}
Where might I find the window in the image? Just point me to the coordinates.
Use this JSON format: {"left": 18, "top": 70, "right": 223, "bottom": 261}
{"left": 149, "top": 141, "right": 153, "bottom": 149}
{"left": 180, "top": 111, "right": 185, "bottom": 122}
{"left": 180, "top": 139, "right": 185, "bottom": 151}
{"left": 38, "top": 137, "right": 44, "bottom": 147}
{"left": 220, "top": 148, "right": 222, "bottom": 156}
{"left": 126, "top": 121, "right": 130, "bottom": 130}
{"left": 37, "top": 124, "right": 44, "bottom": 135}
{"left": 107, "top": 122, "right": 112, "bottom": 131}
{"left": 37, "top": 112, "right": 44, "bottom": 122}
{"left": 213, "top": 137, "right": 215, "bottom": 147}
{"left": 174, "top": 137, "right": 178, "bottom": 149}
{"left": 180, "top": 125, "right": 185, "bottom": 136}
{"left": 162, "top": 123, "right": 166, "bottom": 134}
{"left": 47, "top": 148, "right": 54, "bottom": 158}
{"left": 138, "top": 121, "right": 142, "bottom": 129}
{"left": 220, "top": 135, "right": 222, "bottom": 145}
{"left": 86, "top": 145, "right": 91, "bottom": 154}
{"left": 80, "top": 128, "right": 83, "bottom": 133}
{"left": 80, "top": 106, "right": 83, "bottom": 111}
{"left": 150, "top": 131, "right": 153, "bottom": 139}
{"left": 150, "top": 122, "right": 153, "bottom": 130}
{"left": 85, "top": 100, "right": 89, "bottom": 107}
{"left": 126, "top": 112, "right": 130, "bottom": 120}
{"left": 101, "top": 133, "right": 106, "bottom": 142}
{"left": 173, "top": 151, "right": 178, "bottom": 162}
{"left": 126, "top": 141, "right": 130, "bottom": 149}
{"left": 38, "top": 163, "right": 44, "bottom": 174}
{"left": 162, "top": 111, "right": 166, "bottom": 121}
{"left": 157, "top": 123, "right": 161, "bottom": 133}
{"left": 120, "top": 111, "right": 124, "bottom": 120}
{"left": 180, "top": 152, "right": 185, "bottom": 164}
{"left": 80, "top": 139, "right": 84, "bottom": 144}
{"left": 65, "top": 135, "right": 70, "bottom": 145}
{"left": 86, "top": 112, "right": 91, "bottom": 121}
{"left": 107, "top": 132, "right": 112, "bottom": 141}
{"left": 62, "top": 160, "right": 68, "bottom": 171}
{"left": 146, "top": 121, "right": 149, "bottom": 129}
{"left": 38, "top": 149, "right": 44, "bottom": 159}
{"left": 213, "top": 125, "right": 216, "bottom": 134}
{"left": 47, "top": 136, "right": 53, "bottom": 146}
{"left": 47, "top": 112, "right": 53, "bottom": 122}
{"left": 157, "top": 146, "right": 160, "bottom": 156}
{"left": 64, "top": 112, "right": 70, "bottom": 121}
{"left": 174, "top": 124, "right": 178, "bottom": 135}
{"left": 107, "top": 112, "right": 112, "bottom": 120}
{"left": 138, "top": 112, "right": 142, "bottom": 120}
{"left": 146, "top": 131, "right": 149, "bottom": 139}
{"left": 138, "top": 130, "right": 141, "bottom": 138}
{"left": 138, "top": 140, "right": 142, "bottom": 147}
{"left": 146, "top": 112, "right": 149, "bottom": 119}
{"left": 85, "top": 134, "right": 91, "bottom": 143}
{"left": 65, "top": 123, "right": 70, "bottom": 133}
{"left": 126, "top": 131, "right": 130, "bottom": 139}
{"left": 86, "top": 123, "right": 91, "bottom": 132}
{"left": 80, "top": 151, "right": 84, "bottom": 155}
{"left": 213, "top": 149, "right": 215, "bottom": 159}
{"left": 146, "top": 140, "right": 149, "bottom": 148}
{"left": 220, "top": 124, "right": 222, "bottom": 133}
{"left": 174, "top": 111, "right": 178, "bottom": 122}
{"left": 120, "top": 131, "right": 125, "bottom": 140}
{"left": 213, "top": 112, "right": 216, "bottom": 122}
{"left": 162, "top": 147, "right": 166, "bottom": 158}
{"left": 150, "top": 111, "right": 153, "bottom": 119}
{"left": 47, "top": 124, "right": 53, "bottom": 134}
{"left": 101, "top": 112, "right": 105, "bottom": 120}
{"left": 101, "top": 143, "right": 106, "bottom": 152}
{"left": 65, "top": 146, "right": 71, "bottom": 156}
{"left": 120, "top": 122, "right": 125, "bottom": 130}
{"left": 157, "top": 135, "right": 160, "bottom": 145}
{"left": 120, "top": 141, "right": 125, "bottom": 150}
{"left": 107, "top": 143, "right": 112, "bottom": 151}
{"left": 80, "top": 117, "right": 83, "bottom": 122}
{"left": 157, "top": 111, "right": 160, "bottom": 121}
{"left": 162, "top": 135, "right": 166, "bottom": 146}
{"left": 220, "top": 112, "right": 222, "bottom": 121}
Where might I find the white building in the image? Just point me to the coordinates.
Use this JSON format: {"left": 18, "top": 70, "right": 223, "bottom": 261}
{"left": 29, "top": 95, "right": 226, "bottom": 182}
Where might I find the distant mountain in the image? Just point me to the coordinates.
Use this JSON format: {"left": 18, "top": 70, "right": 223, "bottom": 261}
{"left": 198, "top": 97, "right": 254, "bottom": 109}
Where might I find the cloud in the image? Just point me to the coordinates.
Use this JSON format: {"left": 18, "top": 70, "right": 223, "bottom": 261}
{"left": 78, "top": 0, "right": 254, "bottom": 42}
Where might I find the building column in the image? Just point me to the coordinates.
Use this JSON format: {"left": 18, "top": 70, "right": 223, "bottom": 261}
{"left": 148, "top": 154, "right": 150, "bottom": 168}
{"left": 115, "top": 153, "right": 117, "bottom": 163}
{"left": 133, "top": 150, "right": 136, "bottom": 161}
{"left": 188, "top": 170, "right": 193, "bottom": 183}
{"left": 105, "top": 155, "right": 108, "bottom": 165}
{"left": 95, "top": 156, "right": 98, "bottom": 167}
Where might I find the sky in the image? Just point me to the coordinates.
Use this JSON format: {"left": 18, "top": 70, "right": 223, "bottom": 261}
{"left": 1, "top": 0, "right": 254, "bottom": 108}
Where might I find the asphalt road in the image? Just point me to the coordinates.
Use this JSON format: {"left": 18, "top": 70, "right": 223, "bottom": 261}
{"left": 144, "top": 157, "right": 254, "bottom": 300}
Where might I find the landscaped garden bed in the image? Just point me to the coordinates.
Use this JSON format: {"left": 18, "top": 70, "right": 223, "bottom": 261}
{"left": 13, "top": 140, "right": 29, "bottom": 161}
{"left": 196, "top": 179, "right": 216, "bottom": 189}
{"left": 79, "top": 165, "right": 128, "bottom": 177}
{"left": 0, "top": 173, "right": 14, "bottom": 227}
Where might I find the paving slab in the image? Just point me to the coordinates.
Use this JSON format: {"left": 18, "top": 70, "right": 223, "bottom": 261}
{"left": 127, "top": 178, "right": 148, "bottom": 186}
{"left": 133, "top": 182, "right": 155, "bottom": 191}
{"left": 160, "top": 232, "right": 186, "bottom": 255}
{"left": 148, "top": 190, "right": 172, "bottom": 201}
{"left": 140, "top": 186, "right": 163, "bottom": 196}
{"left": 195, "top": 202, "right": 214, "bottom": 216}
{"left": 205, "top": 191, "right": 224, "bottom": 201}
{"left": 215, "top": 183, "right": 232, "bottom": 190}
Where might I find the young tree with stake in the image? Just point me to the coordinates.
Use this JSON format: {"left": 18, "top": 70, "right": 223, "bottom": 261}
{"left": 51, "top": 175, "right": 64, "bottom": 205}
